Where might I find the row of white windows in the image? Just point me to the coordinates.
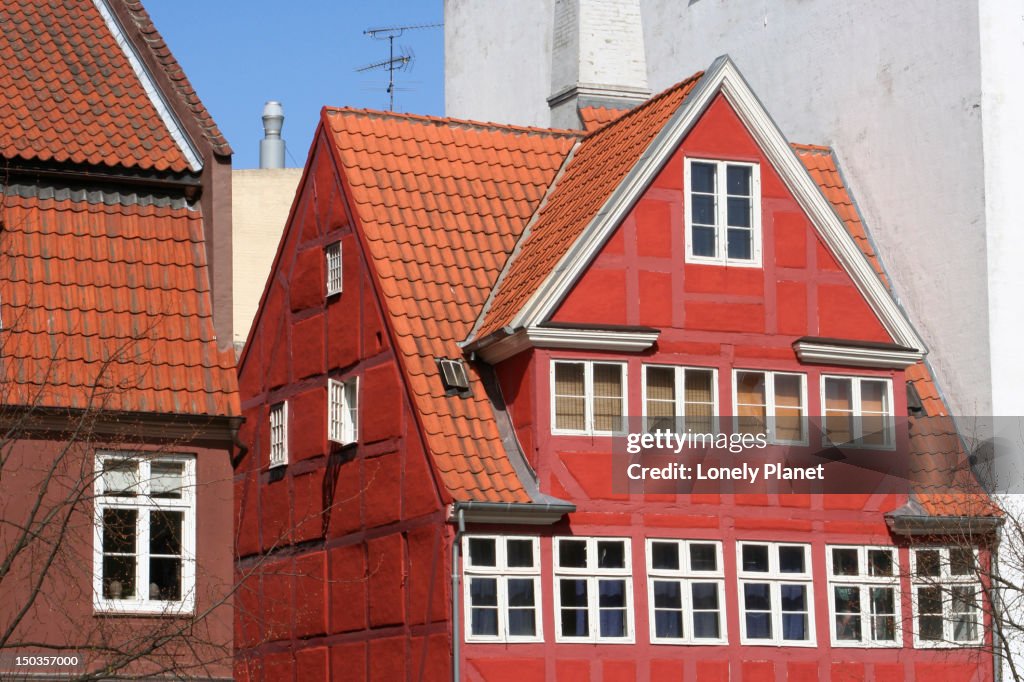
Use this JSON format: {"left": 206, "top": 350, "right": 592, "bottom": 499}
{"left": 551, "top": 360, "right": 895, "bottom": 447}
{"left": 463, "top": 536, "right": 982, "bottom": 649}
{"left": 269, "top": 377, "right": 359, "bottom": 467}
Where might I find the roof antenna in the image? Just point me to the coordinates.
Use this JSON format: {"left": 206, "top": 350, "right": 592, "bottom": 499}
{"left": 357, "top": 23, "right": 441, "bottom": 111}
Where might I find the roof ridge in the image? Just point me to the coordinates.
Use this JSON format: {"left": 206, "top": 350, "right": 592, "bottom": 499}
{"left": 324, "top": 106, "right": 584, "bottom": 138}
{"left": 118, "top": 0, "right": 232, "bottom": 155}
{"left": 579, "top": 70, "right": 705, "bottom": 142}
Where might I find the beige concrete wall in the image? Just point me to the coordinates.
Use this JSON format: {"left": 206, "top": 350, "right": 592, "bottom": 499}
{"left": 232, "top": 168, "right": 303, "bottom": 350}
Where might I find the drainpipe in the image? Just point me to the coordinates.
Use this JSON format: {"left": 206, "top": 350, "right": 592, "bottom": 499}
{"left": 451, "top": 507, "right": 465, "bottom": 682}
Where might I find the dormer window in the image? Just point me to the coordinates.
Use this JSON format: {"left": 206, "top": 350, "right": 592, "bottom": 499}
{"left": 685, "top": 159, "right": 761, "bottom": 266}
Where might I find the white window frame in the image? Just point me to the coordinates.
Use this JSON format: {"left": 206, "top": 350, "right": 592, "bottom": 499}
{"left": 731, "top": 370, "right": 808, "bottom": 445}
{"left": 328, "top": 377, "right": 359, "bottom": 445}
{"left": 325, "top": 241, "right": 342, "bottom": 296}
{"left": 93, "top": 453, "right": 196, "bottom": 615}
{"left": 826, "top": 545, "right": 901, "bottom": 648}
{"left": 550, "top": 360, "right": 628, "bottom": 436}
{"left": 684, "top": 157, "right": 762, "bottom": 267}
{"left": 820, "top": 375, "right": 896, "bottom": 449}
{"left": 646, "top": 539, "right": 727, "bottom": 645}
{"left": 736, "top": 541, "right": 816, "bottom": 646}
{"left": 269, "top": 401, "right": 288, "bottom": 467}
{"left": 462, "top": 535, "right": 543, "bottom": 643}
{"left": 553, "top": 536, "right": 634, "bottom": 643}
{"left": 911, "top": 546, "right": 984, "bottom": 648}
{"left": 641, "top": 365, "right": 719, "bottom": 434}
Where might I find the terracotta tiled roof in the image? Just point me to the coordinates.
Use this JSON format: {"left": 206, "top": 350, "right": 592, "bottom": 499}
{"left": 792, "top": 144, "right": 888, "bottom": 286}
{"left": 578, "top": 106, "right": 627, "bottom": 132}
{"left": 119, "top": 0, "right": 231, "bottom": 156}
{"left": 0, "top": 189, "right": 240, "bottom": 417}
{"left": 475, "top": 73, "right": 704, "bottom": 340}
{"left": 796, "top": 146, "right": 997, "bottom": 518}
{"left": 0, "top": 0, "right": 206, "bottom": 172}
{"left": 325, "top": 109, "right": 579, "bottom": 502}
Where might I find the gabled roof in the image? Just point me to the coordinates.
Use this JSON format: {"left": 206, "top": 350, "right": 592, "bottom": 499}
{"left": 0, "top": 0, "right": 228, "bottom": 173}
{"left": 323, "top": 108, "right": 579, "bottom": 502}
{"left": 469, "top": 57, "right": 925, "bottom": 355}
{"left": 0, "top": 187, "right": 240, "bottom": 418}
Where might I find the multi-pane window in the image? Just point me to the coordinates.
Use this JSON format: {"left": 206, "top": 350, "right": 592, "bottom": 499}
{"left": 554, "top": 537, "right": 633, "bottom": 642}
{"left": 463, "top": 536, "right": 542, "bottom": 642}
{"left": 822, "top": 376, "right": 894, "bottom": 447}
{"left": 93, "top": 454, "right": 195, "bottom": 614}
{"left": 269, "top": 402, "right": 288, "bottom": 467}
{"left": 325, "top": 242, "right": 342, "bottom": 296}
{"left": 733, "top": 370, "right": 807, "bottom": 444}
{"left": 551, "top": 361, "right": 626, "bottom": 435}
{"left": 328, "top": 377, "right": 359, "bottom": 445}
{"left": 646, "top": 539, "right": 726, "bottom": 644}
{"left": 737, "top": 542, "right": 814, "bottom": 645}
{"left": 912, "top": 547, "right": 983, "bottom": 646}
{"left": 685, "top": 158, "right": 761, "bottom": 265}
{"left": 827, "top": 546, "right": 900, "bottom": 647}
{"left": 643, "top": 365, "right": 717, "bottom": 434}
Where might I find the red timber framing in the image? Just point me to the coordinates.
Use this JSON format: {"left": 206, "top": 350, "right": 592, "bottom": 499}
{"left": 235, "top": 56, "right": 1000, "bottom": 681}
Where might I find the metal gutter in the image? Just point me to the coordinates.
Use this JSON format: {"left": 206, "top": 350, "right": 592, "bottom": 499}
{"left": 885, "top": 513, "right": 1003, "bottom": 537}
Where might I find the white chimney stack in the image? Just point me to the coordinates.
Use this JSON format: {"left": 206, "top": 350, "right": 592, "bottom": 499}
{"left": 259, "top": 100, "right": 285, "bottom": 169}
{"left": 548, "top": 0, "right": 651, "bottom": 129}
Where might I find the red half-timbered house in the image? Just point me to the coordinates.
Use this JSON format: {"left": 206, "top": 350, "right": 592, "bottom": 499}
{"left": 235, "top": 57, "right": 999, "bottom": 681}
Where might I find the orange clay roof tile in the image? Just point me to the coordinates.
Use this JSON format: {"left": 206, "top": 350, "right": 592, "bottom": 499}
{"left": 476, "top": 72, "right": 704, "bottom": 339}
{"left": 324, "top": 107, "right": 579, "bottom": 502}
{"left": 0, "top": 0, "right": 228, "bottom": 173}
{"left": 0, "top": 191, "right": 239, "bottom": 417}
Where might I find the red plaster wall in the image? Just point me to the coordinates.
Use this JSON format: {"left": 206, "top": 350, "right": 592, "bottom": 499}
{"left": 235, "top": 130, "right": 451, "bottom": 681}
{"left": 479, "top": 96, "right": 992, "bottom": 680}
{"left": 0, "top": 438, "right": 234, "bottom": 679}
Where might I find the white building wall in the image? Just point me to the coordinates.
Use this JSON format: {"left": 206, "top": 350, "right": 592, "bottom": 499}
{"left": 445, "top": 0, "right": 554, "bottom": 127}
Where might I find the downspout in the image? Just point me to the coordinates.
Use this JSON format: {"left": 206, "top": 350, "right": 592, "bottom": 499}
{"left": 451, "top": 507, "right": 465, "bottom": 682}
{"left": 993, "top": 523, "right": 1004, "bottom": 682}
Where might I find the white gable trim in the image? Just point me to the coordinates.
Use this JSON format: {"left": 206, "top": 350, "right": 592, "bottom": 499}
{"left": 476, "top": 326, "right": 660, "bottom": 364}
{"left": 93, "top": 0, "right": 203, "bottom": 172}
{"left": 499, "top": 56, "right": 926, "bottom": 353}
{"left": 794, "top": 340, "right": 922, "bottom": 370}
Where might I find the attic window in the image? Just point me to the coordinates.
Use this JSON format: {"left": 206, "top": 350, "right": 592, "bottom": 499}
{"left": 685, "top": 158, "right": 762, "bottom": 266}
{"left": 438, "top": 358, "right": 470, "bottom": 393}
{"left": 325, "top": 242, "right": 342, "bottom": 296}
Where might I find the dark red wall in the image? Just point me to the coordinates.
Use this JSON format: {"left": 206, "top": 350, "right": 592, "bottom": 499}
{"left": 0, "top": 437, "right": 233, "bottom": 679}
{"left": 234, "top": 129, "right": 451, "bottom": 682}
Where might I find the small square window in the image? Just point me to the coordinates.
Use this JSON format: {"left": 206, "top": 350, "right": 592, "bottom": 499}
{"left": 685, "top": 158, "right": 762, "bottom": 266}
{"left": 325, "top": 242, "right": 342, "bottom": 296}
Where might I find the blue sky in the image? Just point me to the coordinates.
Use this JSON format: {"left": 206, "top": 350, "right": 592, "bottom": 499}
{"left": 147, "top": 1, "right": 444, "bottom": 169}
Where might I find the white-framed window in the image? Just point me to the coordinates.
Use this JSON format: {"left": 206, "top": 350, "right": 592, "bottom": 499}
{"left": 642, "top": 365, "right": 717, "bottom": 434}
{"left": 821, "top": 375, "right": 895, "bottom": 448}
{"left": 554, "top": 537, "right": 634, "bottom": 643}
{"left": 732, "top": 370, "right": 807, "bottom": 445}
{"left": 737, "top": 541, "right": 815, "bottom": 645}
{"left": 826, "top": 545, "right": 900, "bottom": 647}
{"left": 328, "top": 377, "right": 359, "bottom": 445}
{"left": 551, "top": 360, "right": 627, "bottom": 435}
{"left": 684, "top": 158, "right": 762, "bottom": 266}
{"left": 93, "top": 453, "right": 196, "bottom": 614}
{"left": 646, "top": 539, "right": 726, "bottom": 644}
{"left": 462, "top": 536, "right": 542, "bottom": 642}
{"left": 912, "top": 546, "right": 983, "bottom": 647}
{"left": 325, "top": 242, "right": 342, "bottom": 296}
{"left": 269, "top": 401, "right": 288, "bottom": 467}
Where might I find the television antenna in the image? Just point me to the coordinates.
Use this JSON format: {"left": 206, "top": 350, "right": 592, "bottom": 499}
{"left": 357, "top": 23, "right": 442, "bottom": 111}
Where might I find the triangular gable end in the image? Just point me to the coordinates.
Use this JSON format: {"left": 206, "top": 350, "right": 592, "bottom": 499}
{"left": 482, "top": 56, "right": 925, "bottom": 355}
